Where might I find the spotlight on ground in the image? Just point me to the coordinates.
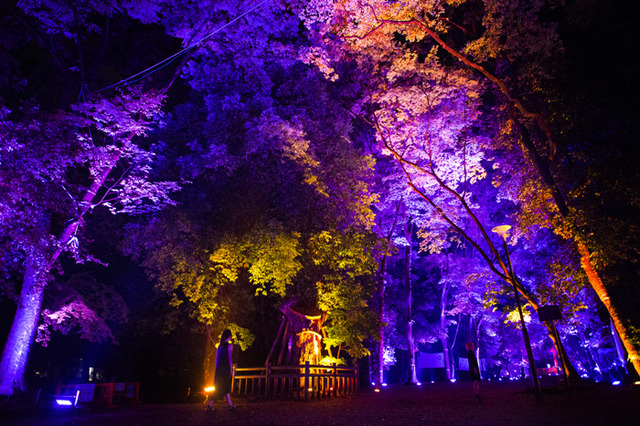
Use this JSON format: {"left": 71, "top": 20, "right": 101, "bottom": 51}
{"left": 54, "top": 390, "right": 80, "bottom": 408}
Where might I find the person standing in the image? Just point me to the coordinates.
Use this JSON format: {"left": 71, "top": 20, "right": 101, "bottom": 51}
{"left": 466, "top": 341, "right": 481, "bottom": 402}
{"left": 206, "top": 329, "right": 237, "bottom": 412}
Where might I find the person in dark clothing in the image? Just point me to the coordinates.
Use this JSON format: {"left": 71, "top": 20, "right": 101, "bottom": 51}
{"left": 206, "top": 329, "right": 236, "bottom": 411}
{"left": 466, "top": 341, "right": 481, "bottom": 402}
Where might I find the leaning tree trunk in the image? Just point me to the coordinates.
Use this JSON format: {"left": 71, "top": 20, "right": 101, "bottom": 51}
{"left": 578, "top": 243, "right": 640, "bottom": 377}
{"left": 0, "top": 259, "right": 44, "bottom": 396}
{"left": 0, "top": 155, "right": 119, "bottom": 396}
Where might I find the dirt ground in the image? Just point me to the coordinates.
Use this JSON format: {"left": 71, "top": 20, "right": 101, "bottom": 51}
{"left": 2, "top": 380, "right": 639, "bottom": 425}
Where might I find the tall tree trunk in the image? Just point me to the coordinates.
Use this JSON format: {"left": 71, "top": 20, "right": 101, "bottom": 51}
{"left": 578, "top": 242, "right": 640, "bottom": 376}
{"left": 203, "top": 325, "right": 217, "bottom": 387}
{"left": 440, "top": 278, "right": 452, "bottom": 381}
{"left": 473, "top": 315, "right": 483, "bottom": 377}
{"left": 404, "top": 220, "right": 418, "bottom": 384}
{"left": 610, "top": 318, "right": 627, "bottom": 370}
{"left": 376, "top": 202, "right": 400, "bottom": 386}
{"left": 0, "top": 259, "right": 44, "bottom": 396}
{"left": 377, "top": 254, "right": 387, "bottom": 386}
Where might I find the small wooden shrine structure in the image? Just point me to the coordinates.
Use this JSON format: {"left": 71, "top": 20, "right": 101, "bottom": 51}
{"left": 231, "top": 299, "right": 359, "bottom": 400}
{"left": 266, "top": 299, "right": 327, "bottom": 366}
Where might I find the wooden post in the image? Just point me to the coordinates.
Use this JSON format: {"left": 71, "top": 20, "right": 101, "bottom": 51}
{"left": 304, "top": 361, "right": 310, "bottom": 401}
{"left": 231, "top": 364, "right": 236, "bottom": 393}
{"left": 356, "top": 365, "right": 359, "bottom": 395}
{"left": 106, "top": 382, "right": 114, "bottom": 407}
{"left": 265, "top": 362, "right": 270, "bottom": 398}
{"left": 332, "top": 363, "right": 337, "bottom": 398}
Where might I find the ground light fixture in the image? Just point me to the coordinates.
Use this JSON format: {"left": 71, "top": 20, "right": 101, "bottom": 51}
{"left": 492, "top": 225, "right": 543, "bottom": 403}
{"left": 55, "top": 390, "right": 80, "bottom": 408}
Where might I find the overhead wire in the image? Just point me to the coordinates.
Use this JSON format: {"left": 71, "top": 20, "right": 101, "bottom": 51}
{"left": 91, "top": 0, "right": 270, "bottom": 95}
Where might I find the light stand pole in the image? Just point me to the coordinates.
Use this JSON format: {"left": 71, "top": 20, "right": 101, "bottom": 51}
{"left": 492, "top": 225, "right": 543, "bottom": 403}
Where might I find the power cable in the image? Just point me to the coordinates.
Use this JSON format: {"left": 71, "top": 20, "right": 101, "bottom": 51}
{"left": 91, "top": 0, "right": 270, "bottom": 95}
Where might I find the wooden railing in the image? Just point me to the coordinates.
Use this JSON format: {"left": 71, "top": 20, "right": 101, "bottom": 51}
{"left": 233, "top": 361, "right": 358, "bottom": 400}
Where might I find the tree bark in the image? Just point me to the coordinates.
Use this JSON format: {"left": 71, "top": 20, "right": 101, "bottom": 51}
{"left": 440, "top": 277, "right": 453, "bottom": 381}
{"left": 404, "top": 220, "right": 418, "bottom": 384}
{"left": 377, "top": 252, "right": 387, "bottom": 386}
{"left": 0, "top": 259, "right": 44, "bottom": 396}
{"left": 578, "top": 243, "right": 640, "bottom": 377}
{"left": 376, "top": 203, "right": 400, "bottom": 386}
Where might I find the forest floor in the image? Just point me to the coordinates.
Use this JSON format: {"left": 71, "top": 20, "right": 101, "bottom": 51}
{"left": 2, "top": 379, "right": 639, "bottom": 425}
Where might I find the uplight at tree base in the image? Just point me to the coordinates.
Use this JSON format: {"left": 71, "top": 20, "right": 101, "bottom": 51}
{"left": 204, "top": 386, "right": 215, "bottom": 393}
{"left": 55, "top": 390, "right": 80, "bottom": 408}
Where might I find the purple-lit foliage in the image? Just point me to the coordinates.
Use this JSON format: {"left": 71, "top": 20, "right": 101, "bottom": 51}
{"left": 0, "top": 0, "right": 181, "bottom": 393}
{"left": 0, "top": 86, "right": 178, "bottom": 394}
{"left": 296, "top": 0, "right": 633, "bottom": 382}
{"left": 121, "top": 0, "right": 384, "bottom": 370}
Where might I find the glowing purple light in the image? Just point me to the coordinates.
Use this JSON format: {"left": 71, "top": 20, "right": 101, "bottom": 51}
{"left": 55, "top": 399, "right": 73, "bottom": 406}
{"left": 382, "top": 383, "right": 388, "bottom": 387}
{"left": 612, "top": 381, "right": 621, "bottom": 386}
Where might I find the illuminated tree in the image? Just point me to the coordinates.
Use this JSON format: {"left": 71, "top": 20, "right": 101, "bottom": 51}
{"left": 0, "top": 89, "right": 179, "bottom": 395}
{"left": 295, "top": 0, "right": 639, "bottom": 378}
{"left": 124, "top": 10, "right": 384, "bottom": 369}
{"left": 0, "top": 1, "right": 180, "bottom": 395}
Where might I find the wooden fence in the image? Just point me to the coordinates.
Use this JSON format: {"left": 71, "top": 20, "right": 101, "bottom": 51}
{"left": 233, "top": 361, "right": 358, "bottom": 400}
